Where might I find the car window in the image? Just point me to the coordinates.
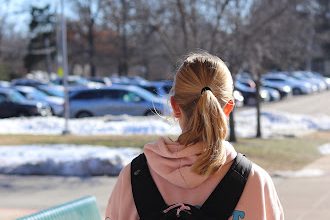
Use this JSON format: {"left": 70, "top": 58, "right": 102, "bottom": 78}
{"left": 163, "top": 85, "right": 172, "bottom": 94}
{"left": 122, "top": 91, "right": 143, "bottom": 102}
{"left": 265, "top": 78, "right": 284, "bottom": 82}
{"left": 102, "top": 89, "right": 125, "bottom": 100}
{"left": 72, "top": 90, "right": 100, "bottom": 100}
{"left": 141, "top": 86, "right": 158, "bottom": 95}
{"left": 0, "top": 93, "right": 7, "bottom": 103}
{"left": 39, "top": 87, "right": 64, "bottom": 98}
{"left": 9, "top": 90, "right": 27, "bottom": 103}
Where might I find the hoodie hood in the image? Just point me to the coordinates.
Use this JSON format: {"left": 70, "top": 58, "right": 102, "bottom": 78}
{"left": 144, "top": 137, "right": 237, "bottom": 189}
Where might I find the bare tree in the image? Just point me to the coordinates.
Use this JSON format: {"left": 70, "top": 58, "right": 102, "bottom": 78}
{"left": 71, "top": 0, "right": 104, "bottom": 76}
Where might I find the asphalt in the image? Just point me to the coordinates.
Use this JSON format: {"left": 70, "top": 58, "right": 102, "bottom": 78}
{"left": 275, "top": 155, "right": 330, "bottom": 220}
{"left": 1, "top": 154, "right": 330, "bottom": 220}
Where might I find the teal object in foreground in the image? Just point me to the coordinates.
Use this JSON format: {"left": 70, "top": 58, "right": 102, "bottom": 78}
{"left": 17, "top": 196, "right": 101, "bottom": 220}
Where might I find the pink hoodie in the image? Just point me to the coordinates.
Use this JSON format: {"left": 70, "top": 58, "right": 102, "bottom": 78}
{"left": 105, "top": 137, "right": 284, "bottom": 220}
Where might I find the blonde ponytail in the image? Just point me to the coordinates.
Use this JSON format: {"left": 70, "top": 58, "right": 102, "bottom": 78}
{"left": 173, "top": 52, "right": 233, "bottom": 175}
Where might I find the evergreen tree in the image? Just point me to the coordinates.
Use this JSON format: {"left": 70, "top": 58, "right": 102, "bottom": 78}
{"left": 24, "top": 5, "right": 56, "bottom": 73}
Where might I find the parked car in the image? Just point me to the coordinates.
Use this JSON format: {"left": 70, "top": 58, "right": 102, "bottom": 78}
{"left": 88, "top": 77, "right": 112, "bottom": 86}
{"left": 36, "top": 85, "right": 65, "bottom": 98}
{"left": 15, "top": 86, "right": 64, "bottom": 116}
{"left": 110, "top": 75, "right": 148, "bottom": 85}
{"left": 51, "top": 76, "right": 104, "bottom": 89}
{"left": 137, "top": 81, "right": 173, "bottom": 98}
{"left": 312, "top": 72, "right": 330, "bottom": 89}
{"left": 0, "top": 87, "right": 51, "bottom": 118}
{"left": 11, "top": 78, "right": 47, "bottom": 87}
{"left": 262, "top": 87, "right": 281, "bottom": 102}
{"left": 292, "top": 71, "right": 327, "bottom": 92}
{"left": 261, "top": 80, "right": 292, "bottom": 99}
{"left": 236, "top": 72, "right": 281, "bottom": 101}
{"left": 262, "top": 72, "right": 314, "bottom": 95}
{"left": 0, "top": 81, "right": 10, "bottom": 88}
{"left": 233, "top": 90, "right": 244, "bottom": 107}
{"left": 69, "top": 85, "right": 171, "bottom": 118}
{"left": 235, "top": 80, "right": 270, "bottom": 106}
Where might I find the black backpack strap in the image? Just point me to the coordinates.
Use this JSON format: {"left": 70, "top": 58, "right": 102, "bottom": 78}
{"left": 131, "top": 153, "right": 168, "bottom": 219}
{"left": 201, "top": 153, "right": 252, "bottom": 220}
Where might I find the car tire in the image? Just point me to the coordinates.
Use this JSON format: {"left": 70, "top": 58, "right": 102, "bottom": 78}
{"left": 246, "top": 97, "right": 256, "bottom": 106}
{"left": 76, "top": 111, "right": 93, "bottom": 118}
{"left": 292, "top": 88, "right": 302, "bottom": 95}
{"left": 18, "top": 111, "right": 30, "bottom": 117}
{"left": 49, "top": 107, "right": 56, "bottom": 116}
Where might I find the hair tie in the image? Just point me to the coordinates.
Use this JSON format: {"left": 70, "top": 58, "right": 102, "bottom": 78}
{"left": 201, "top": 87, "right": 212, "bottom": 94}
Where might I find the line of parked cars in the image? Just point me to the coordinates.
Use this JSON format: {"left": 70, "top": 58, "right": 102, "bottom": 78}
{"left": 235, "top": 71, "right": 330, "bottom": 106}
{"left": 0, "top": 70, "right": 329, "bottom": 118}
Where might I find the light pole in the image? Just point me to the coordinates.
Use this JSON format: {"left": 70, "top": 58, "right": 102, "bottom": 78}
{"left": 60, "top": 0, "right": 70, "bottom": 135}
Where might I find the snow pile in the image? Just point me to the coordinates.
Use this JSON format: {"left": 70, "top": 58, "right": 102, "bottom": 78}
{"left": 0, "top": 110, "right": 329, "bottom": 137}
{"left": 319, "top": 143, "right": 330, "bottom": 155}
{"left": 0, "top": 115, "right": 181, "bottom": 136}
{"left": 235, "top": 109, "right": 330, "bottom": 138}
{"left": 0, "top": 145, "right": 141, "bottom": 176}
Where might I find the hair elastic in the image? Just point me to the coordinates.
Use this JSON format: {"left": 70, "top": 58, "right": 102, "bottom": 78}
{"left": 201, "top": 86, "right": 212, "bottom": 94}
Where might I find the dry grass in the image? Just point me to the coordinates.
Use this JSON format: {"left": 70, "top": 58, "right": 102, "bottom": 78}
{"left": 235, "top": 134, "right": 327, "bottom": 171}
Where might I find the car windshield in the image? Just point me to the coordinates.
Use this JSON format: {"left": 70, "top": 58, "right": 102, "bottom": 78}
{"left": 142, "top": 86, "right": 158, "bottom": 95}
{"left": 39, "top": 86, "right": 64, "bottom": 98}
{"left": 9, "top": 90, "right": 27, "bottom": 103}
{"left": 131, "top": 86, "right": 160, "bottom": 101}
{"left": 28, "top": 89, "right": 49, "bottom": 99}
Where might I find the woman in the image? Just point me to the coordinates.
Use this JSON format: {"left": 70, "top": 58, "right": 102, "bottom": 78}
{"left": 105, "top": 52, "right": 284, "bottom": 220}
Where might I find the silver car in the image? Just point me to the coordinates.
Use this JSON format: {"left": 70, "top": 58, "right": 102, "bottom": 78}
{"left": 15, "top": 86, "right": 64, "bottom": 116}
{"left": 69, "top": 85, "right": 171, "bottom": 118}
{"left": 262, "top": 72, "right": 314, "bottom": 95}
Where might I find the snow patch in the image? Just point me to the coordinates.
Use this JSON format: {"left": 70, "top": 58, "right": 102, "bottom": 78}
{"left": 1, "top": 110, "right": 329, "bottom": 138}
{"left": 235, "top": 109, "right": 330, "bottom": 138}
{"left": 0, "top": 116, "right": 181, "bottom": 136}
{"left": 319, "top": 143, "right": 330, "bottom": 155}
{"left": 274, "top": 169, "right": 325, "bottom": 178}
{"left": 0, "top": 145, "right": 141, "bottom": 176}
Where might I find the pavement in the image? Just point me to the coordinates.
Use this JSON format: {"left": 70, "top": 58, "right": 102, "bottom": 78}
{"left": 1, "top": 153, "right": 330, "bottom": 220}
{"left": 275, "top": 154, "right": 330, "bottom": 220}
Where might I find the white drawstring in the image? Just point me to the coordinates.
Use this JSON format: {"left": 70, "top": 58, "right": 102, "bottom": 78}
{"left": 163, "top": 203, "right": 191, "bottom": 217}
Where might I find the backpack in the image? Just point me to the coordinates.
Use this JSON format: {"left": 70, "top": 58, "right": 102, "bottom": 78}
{"left": 131, "top": 153, "right": 252, "bottom": 220}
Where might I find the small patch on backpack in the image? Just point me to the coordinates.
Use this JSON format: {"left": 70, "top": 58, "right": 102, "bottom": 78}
{"left": 134, "top": 169, "right": 141, "bottom": 175}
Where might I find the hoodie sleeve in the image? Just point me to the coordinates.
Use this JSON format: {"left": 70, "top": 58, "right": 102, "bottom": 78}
{"left": 232, "top": 163, "right": 284, "bottom": 220}
{"left": 105, "top": 164, "right": 139, "bottom": 220}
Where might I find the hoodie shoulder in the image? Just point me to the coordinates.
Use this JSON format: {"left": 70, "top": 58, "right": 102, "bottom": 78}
{"left": 105, "top": 163, "right": 139, "bottom": 220}
{"left": 234, "top": 162, "right": 284, "bottom": 220}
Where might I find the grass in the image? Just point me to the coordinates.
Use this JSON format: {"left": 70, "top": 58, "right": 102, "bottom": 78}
{"left": 0, "top": 131, "right": 329, "bottom": 172}
{"left": 0, "top": 134, "right": 161, "bottom": 148}
{"left": 234, "top": 134, "right": 327, "bottom": 171}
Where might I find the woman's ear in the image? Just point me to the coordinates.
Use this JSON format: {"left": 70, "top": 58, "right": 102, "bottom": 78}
{"left": 170, "top": 96, "right": 181, "bottom": 118}
{"left": 223, "top": 100, "right": 235, "bottom": 117}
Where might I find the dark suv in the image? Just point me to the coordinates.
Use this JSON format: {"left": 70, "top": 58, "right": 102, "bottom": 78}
{"left": 0, "top": 88, "right": 51, "bottom": 118}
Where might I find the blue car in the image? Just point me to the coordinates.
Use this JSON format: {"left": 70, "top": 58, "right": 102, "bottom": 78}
{"left": 69, "top": 85, "right": 171, "bottom": 118}
{"left": 235, "top": 80, "right": 270, "bottom": 106}
{"left": 137, "top": 81, "right": 173, "bottom": 98}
